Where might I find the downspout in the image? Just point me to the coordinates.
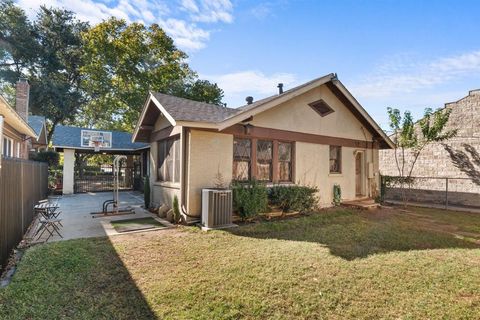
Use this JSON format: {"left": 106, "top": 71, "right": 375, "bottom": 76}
{"left": 180, "top": 127, "right": 200, "bottom": 223}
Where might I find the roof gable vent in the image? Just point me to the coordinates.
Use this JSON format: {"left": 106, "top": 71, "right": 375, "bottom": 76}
{"left": 308, "top": 99, "right": 334, "bottom": 117}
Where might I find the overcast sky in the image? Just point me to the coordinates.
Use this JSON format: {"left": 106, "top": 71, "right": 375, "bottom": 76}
{"left": 17, "top": 0, "right": 480, "bottom": 129}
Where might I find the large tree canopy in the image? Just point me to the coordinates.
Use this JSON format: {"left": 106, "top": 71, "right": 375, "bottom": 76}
{"left": 0, "top": 2, "right": 224, "bottom": 141}
{"left": 0, "top": 0, "right": 87, "bottom": 141}
{"left": 80, "top": 18, "right": 223, "bottom": 131}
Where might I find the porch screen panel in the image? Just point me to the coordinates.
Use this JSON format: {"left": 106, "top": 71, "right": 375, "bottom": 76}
{"left": 233, "top": 138, "right": 251, "bottom": 181}
{"left": 278, "top": 142, "right": 292, "bottom": 182}
{"left": 157, "top": 140, "right": 166, "bottom": 180}
{"left": 256, "top": 140, "right": 273, "bottom": 181}
{"left": 165, "top": 139, "right": 174, "bottom": 181}
{"left": 174, "top": 138, "right": 180, "bottom": 183}
{"left": 157, "top": 136, "right": 180, "bottom": 182}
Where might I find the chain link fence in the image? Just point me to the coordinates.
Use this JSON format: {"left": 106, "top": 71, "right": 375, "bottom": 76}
{"left": 381, "top": 176, "right": 480, "bottom": 210}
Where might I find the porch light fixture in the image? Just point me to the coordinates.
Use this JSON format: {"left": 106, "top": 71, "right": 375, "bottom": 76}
{"left": 244, "top": 123, "right": 253, "bottom": 135}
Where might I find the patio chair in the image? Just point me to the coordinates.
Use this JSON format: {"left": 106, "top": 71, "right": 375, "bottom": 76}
{"left": 35, "top": 217, "right": 63, "bottom": 241}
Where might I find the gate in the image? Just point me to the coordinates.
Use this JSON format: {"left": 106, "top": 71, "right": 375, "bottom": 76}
{"left": 74, "top": 164, "right": 134, "bottom": 193}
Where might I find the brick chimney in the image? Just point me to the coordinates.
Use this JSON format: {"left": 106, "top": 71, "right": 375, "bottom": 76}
{"left": 16, "top": 78, "right": 29, "bottom": 122}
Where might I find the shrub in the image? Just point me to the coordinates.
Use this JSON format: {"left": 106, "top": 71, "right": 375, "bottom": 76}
{"left": 333, "top": 184, "right": 341, "bottom": 206}
{"left": 173, "top": 195, "right": 181, "bottom": 223}
{"left": 269, "top": 185, "right": 318, "bottom": 213}
{"left": 144, "top": 176, "right": 150, "bottom": 209}
{"left": 232, "top": 180, "right": 268, "bottom": 220}
{"left": 30, "top": 150, "right": 60, "bottom": 166}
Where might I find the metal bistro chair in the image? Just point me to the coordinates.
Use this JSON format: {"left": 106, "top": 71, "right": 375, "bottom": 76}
{"left": 34, "top": 203, "right": 63, "bottom": 241}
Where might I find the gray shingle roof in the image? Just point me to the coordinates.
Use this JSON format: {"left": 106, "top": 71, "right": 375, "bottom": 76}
{"left": 152, "top": 92, "right": 238, "bottom": 123}
{"left": 151, "top": 74, "right": 335, "bottom": 123}
{"left": 28, "top": 115, "right": 46, "bottom": 137}
{"left": 52, "top": 125, "right": 148, "bottom": 150}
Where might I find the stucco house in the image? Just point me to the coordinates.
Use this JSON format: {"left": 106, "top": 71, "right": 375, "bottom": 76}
{"left": 0, "top": 79, "right": 42, "bottom": 159}
{"left": 133, "top": 73, "right": 394, "bottom": 218}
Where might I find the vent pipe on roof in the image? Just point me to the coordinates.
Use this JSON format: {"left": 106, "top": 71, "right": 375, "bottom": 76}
{"left": 277, "top": 83, "right": 284, "bottom": 94}
{"left": 246, "top": 96, "right": 254, "bottom": 105}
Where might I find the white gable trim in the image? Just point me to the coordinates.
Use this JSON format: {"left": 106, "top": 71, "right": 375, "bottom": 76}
{"left": 132, "top": 92, "right": 177, "bottom": 142}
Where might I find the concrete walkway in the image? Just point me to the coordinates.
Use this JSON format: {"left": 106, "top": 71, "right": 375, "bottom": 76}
{"left": 48, "top": 191, "right": 166, "bottom": 241}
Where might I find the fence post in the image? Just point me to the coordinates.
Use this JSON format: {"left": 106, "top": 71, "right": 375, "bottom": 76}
{"left": 445, "top": 178, "right": 449, "bottom": 210}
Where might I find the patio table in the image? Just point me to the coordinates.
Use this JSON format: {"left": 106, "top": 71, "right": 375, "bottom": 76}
{"left": 34, "top": 202, "right": 60, "bottom": 219}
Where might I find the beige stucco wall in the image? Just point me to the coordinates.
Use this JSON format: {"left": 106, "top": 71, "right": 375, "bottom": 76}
{"left": 296, "top": 142, "right": 379, "bottom": 206}
{"left": 154, "top": 114, "right": 171, "bottom": 131}
{"left": 250, "top": 84, "right": 373, "bottom": 141}
{"left": 186, "top": 129, "right": 233, "bottom": 216}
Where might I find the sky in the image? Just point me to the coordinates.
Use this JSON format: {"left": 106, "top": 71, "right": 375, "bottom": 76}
{"left": 16, "top": 0, "right": 480, "bottom": 129}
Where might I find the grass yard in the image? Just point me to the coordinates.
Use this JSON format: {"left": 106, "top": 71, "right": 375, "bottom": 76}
{"left": 1, "top": 206, "right": 480, "bottom": 319}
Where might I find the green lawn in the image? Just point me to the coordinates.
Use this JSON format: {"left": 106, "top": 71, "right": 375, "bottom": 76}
{"left": 1, "top": 207, "right": 480, "bottom": 319}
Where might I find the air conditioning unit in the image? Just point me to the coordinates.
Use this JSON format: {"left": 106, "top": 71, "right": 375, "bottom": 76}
{"left": 201, "top": 189, "right": 236, "bottom": 230}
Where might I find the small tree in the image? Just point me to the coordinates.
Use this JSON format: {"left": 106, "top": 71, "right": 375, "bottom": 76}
{"left": 387, "top": 107, "right": 457, "bottom": 205}
{"left": 172, "top": 195, "right": 181, "bottom": 224}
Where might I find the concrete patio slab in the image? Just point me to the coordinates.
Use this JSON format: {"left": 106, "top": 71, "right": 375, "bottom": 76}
{"left": 43, "top": 191, "right": 170, "bottom": 241}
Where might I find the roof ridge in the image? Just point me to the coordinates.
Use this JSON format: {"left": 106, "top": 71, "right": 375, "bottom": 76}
{"left": 56, "top": 124, "right": 135, "bottom": 134}
{"left": 153, "top": 92, "right": 235, "bottom": 110}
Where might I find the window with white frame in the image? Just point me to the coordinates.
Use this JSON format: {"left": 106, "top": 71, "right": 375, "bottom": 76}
{"left": 16, "top": 141, "right": 21, "bottom": 158}
{"left": 2, "top": 137, "right": 13, "bottom": 157}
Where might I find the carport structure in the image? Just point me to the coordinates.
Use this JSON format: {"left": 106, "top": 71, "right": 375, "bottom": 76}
{"left": 52, "top": 125, "right": 149, "bottom": 194}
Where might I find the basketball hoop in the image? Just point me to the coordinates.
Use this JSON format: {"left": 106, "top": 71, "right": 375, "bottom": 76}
{"left": 93, "top": 141, "right": 101, "bottom": 152}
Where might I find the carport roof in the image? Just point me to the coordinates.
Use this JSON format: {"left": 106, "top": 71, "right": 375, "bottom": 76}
{"left": 52, "top": 125, "right": 149, "bottom": 152}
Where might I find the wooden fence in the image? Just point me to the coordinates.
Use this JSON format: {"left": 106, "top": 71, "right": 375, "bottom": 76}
{"left": 0, "top": 157, "right": 48, "bottom": 270}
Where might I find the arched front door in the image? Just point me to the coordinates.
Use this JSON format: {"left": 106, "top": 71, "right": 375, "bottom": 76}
{"left": 355, "top": 152, "right": 363, "bottom": 197}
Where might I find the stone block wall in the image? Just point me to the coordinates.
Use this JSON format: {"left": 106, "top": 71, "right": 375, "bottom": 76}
{"left": 380, "top": 89, "right": 480, "bottom": 203}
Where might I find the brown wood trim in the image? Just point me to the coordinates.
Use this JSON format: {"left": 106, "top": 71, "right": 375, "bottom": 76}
{"left": 291, "top": 142, "right": 296, "bottom": 183}
{"left": 251, "top": 138, "right": 257, "bottom": 180}
{"left": 219, "top": 124, "right": 375, "bottom": 149}
{"left": 149, "top": 126, "right": 180, "bottom": 142}
{"left": 272, "top": 141, "right": 279, "bottom": 182}
{"left": 3, "top": 123, "right": 24, "bottom": 141}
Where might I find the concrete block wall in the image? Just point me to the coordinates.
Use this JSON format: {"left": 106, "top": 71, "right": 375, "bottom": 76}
{"left": 380, "top": 89, "right": 480, "bottom": 197}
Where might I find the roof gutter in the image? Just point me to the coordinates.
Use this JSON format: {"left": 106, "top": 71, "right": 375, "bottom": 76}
{"left": 0, "top": 95, "right": 37, "bottom": 138}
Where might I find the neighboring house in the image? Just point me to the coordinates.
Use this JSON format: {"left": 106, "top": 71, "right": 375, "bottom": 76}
{"left": 28, "top": 115, "right": 48, "bottom": 152}
{"left": 0, "top": 79, "right": 38, "bottom": 159}
{"left": 133, "top": 73, "right": 394, "bottom": 217}
{"left": 380, "top": 89, "right": 480, "bottom": 207}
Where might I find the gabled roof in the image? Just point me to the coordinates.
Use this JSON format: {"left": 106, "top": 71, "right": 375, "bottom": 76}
{"left": 28, "top": 115, "right": 48, "bottom": 145}
{"left": 28, "top": 115, "right": 46, "bottom": 136}
{"left": 0, "top": 94, "right": 37, "bottom": 138}
{"left": 52, "top": 125, "right": 148, "bottom": 151}
{"left": 133, "top": 74, "right": 394, "bottom": 149}
{"left": 152, "top": 93, "right": 238, "bottom": 123}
